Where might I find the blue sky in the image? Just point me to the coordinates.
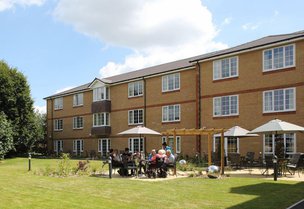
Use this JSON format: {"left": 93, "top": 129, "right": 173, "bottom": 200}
{"left": 0, "top": 0, "right": 303, "bottom": 113}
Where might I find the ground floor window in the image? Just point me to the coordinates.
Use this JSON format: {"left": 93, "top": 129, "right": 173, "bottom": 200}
{"left": 161, "top": 136, "right": 181, "bottom": 153}
{"left": 213, "top": 137, "right": 239, "bottom": 156}
{"left": 73, "top": 139, "right": 84, "bottom": 155}
{"left": 128, "top": 138, "right": 144, "bottom": 153}
{"left": 263, "top": 133, "right": 296, "bottom": 156}
{"left": 98, "top": 138, "right": 111, "bottom": 157}
{"left": 54, "top": 140, "right": 63, "bottom": 153}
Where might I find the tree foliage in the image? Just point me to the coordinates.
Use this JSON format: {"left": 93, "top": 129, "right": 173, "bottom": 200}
{"left": 0, "top": 60, "right": 44, "bottom": 155}
{"left": 0, "top": 112, "right": 14, "bottom": 159}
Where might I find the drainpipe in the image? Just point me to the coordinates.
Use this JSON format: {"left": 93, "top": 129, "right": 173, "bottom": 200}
{"left": 143, "top": 77, "right": 146, "bottom": 126}
{"left": 196, "top": 61, "right": 202, "bottom": 154}
{"left": 50, "top": 99, "right": 54, "bottom": 153}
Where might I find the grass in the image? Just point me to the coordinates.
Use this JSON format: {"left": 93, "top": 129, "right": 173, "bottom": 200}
{"left": 0, "top": 158, "right": 303, "bottom": 209}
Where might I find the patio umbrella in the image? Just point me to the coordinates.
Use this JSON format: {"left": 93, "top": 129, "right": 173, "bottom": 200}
{"left": 249, "top": 119, "right": 304, "bottom": 157}
{"left": 117, "top": 125, "right": 161, "bottom": 154}
{"left": 250, "top": 119, "right": 304, "bottom": 134}
{"left": 214, "top": 126, "right": 258, "bottom": 137}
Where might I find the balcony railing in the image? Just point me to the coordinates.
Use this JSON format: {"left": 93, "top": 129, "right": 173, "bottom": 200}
{"left": 91, "top": 126, "right": 111, "bottom": 136}
{"left": 91, "top": 100, "right": 111, "bottom": 113}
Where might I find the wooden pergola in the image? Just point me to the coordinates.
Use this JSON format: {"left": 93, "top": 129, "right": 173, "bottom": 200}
{"left": 162, "top": 128, "right": 226, "bottom": 175}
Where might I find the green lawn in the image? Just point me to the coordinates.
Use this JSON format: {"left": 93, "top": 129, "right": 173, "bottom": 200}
{"left": 0, "top": 158, "right": 303, "bottom": 209}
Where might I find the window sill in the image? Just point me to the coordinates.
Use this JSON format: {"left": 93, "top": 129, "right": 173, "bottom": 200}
{"left": 213, "top": 76, "right": 238, "bottom": 83}
{"left": 54, "top": 108, "right": 63, "bottom": 111}
{"left": 54, "top": 130, "right": 63, "bottom": 132}
{"left": 162, "top": 89, "right": 180, "bottom": 94}
{"left": 128, "top": 123, "right": 144, "bottom": 126}
{"left": 73, "top": 128, "right": 84, "bottom": 130}
{"left": 73, "top": 105, "right": 83, "bottom": 108}
{"left": 262, "top": 66, "right": 295, "bottom": 75}
{"left": 128, "top": 95, "right": 143, "bottom": 99}
{"left": 213, "top": 115, "right": 239, "bottom": 119}
{"left": 263, "top": 111, "right": 296, "bottom": 116}
{"left": 162, "top": 121, "right": 180, "bottom": 124}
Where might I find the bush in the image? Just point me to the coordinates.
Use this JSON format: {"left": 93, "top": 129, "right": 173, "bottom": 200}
{"left": 57, "top": 153, "right": 72, "bottom": 177}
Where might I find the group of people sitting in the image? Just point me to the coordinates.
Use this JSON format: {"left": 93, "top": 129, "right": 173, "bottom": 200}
{"left": 109, "top": 142, "right": 175, "bottom": 177}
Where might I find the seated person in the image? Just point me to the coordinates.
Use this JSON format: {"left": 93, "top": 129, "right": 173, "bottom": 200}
{"left": 156, "top": 149, "right": 166, "bottom": 159}
{"left": 164, "top": 150, "right": 175, "bottom": 165}
{"left": 109, "top": 149, "right": 122, "bottom": 167}
{"left": 162, "top": 142, "right": 173, "bottom": 154}
{"left": 149, "top": 149, "right": 157, "bottom": 163}
{"left": 120, "top": 147, "right": 133, "bottom": 176}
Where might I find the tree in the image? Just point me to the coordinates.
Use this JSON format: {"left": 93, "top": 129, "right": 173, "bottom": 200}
{"left": 0, "top": 60, "right": 41, "bottom": 154}
{"left": 0, "top": 112, "right": 14, "bottom": 159}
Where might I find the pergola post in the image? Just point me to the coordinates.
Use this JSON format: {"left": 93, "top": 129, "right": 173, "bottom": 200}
{"left": 208, "top": 133, "right": 212, "bottom": 166}
{"left": 220, "top": 130, "right": 225, "bottom": 175}
{"left": 173, "top": 129, "right": 176, "bottom": 153}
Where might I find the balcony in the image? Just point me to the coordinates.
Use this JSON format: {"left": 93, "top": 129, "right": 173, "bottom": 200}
{"left": 91, "top": 126, "right": 111, "bottom": 136}
{"left": 91, "top": 100, "right": 111, "bottom": 113}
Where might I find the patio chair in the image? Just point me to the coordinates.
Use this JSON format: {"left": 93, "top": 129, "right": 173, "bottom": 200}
{"left": 262, "top": 155, "right": 274, "bottom": 176}
{"left": 228, "top": 153, "right": 241, "bottom": 169}
{"left": 286, "top": 153, "right": 302, "bottom": 177}
{"left": 243, "top": 152, "right": 255, "bottom": 168}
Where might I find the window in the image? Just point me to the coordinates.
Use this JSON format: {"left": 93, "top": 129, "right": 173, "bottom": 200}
{"left": 98, "top": 139, "right": 111, "bottom": 157}
{"left": 93, "top": 113, "right": 110, "bottom": 127}
{"left": 213, "top": 57, "right": 238, "bottom": 80}
{"left": 264, "top": 133, "right": 296, "bottom": 155}
{"left": 128, "top": 81, "right": 143, "bottom": 97}
{"left": 162, "top": 73, "right": 180, "bottom": 92}
{"left": 73, "top": 139, "right": 84, "bottom": 155}
{"left": 213, "top": 95, "right": 238, "bottom": 117}
{"left": 128, "top": 138, "right": 144, "bottom": 153}
{"left": 93, "top": 86, "right": 110, "bottom": 101}
{"left": 263, "top": 44, "right": 295, "bottom": 71}
{"left": 54, "top": 97, "right": 63, "bottom": 110}
{"left": 162, "top": 136, "right": 181, "bottom": 153}
{"left": 73, "top": 93, "right": 83, "bottom": 107}
{"left": 213, "top": 137, "right": 239, "bottom": 156}
{"left": 263, "top": 88, "right": 295, "bottom": 113}
{"left": 73, "top": 117, "right": 83, "bottom": 129}
{"left": 54, "top": 119, "right": 63, "bottom": 131}
{"left": 54, "top": 140, "right": 63, "bottom": 153}
{"left": 128, "top": 109, "right": 144, "bottom": 125}
{"left": 162, "top": 104, "right": 180, "bottom": 122}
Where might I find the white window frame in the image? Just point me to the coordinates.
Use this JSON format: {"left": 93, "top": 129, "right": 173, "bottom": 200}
{"left": 162, "top": 73, "right": 180, "bottom": 92}
{"left": 73, "top": 116, "right": 84, "bottom": 129}
{"left": 213, "top": 56, "right": 238, "bottom": 80}
{"left": 263, "top": 133, "right": 296, "bottom": 156}
{"left": 73, "top": 139, "right": 84, "bottom": 153}
{"left": 128, "top": 138, "right": 144, "bottom": 153}
{"left": 93, "top": 86, "right": 110, "bottom": 102}
{"left": 93, "top": 113, "right": 110, "bottom": 127}
{"left": 162, "top": 136, "right": 181, "bottom": 153}
{"left": 54, "top": 119, "right": 63, "bottom": 131}
{"left": 128, "top": 81, "right": 143, "bottom": 98}
{"left": 54, "top": 97, "right": 63, "bottom": 110}
{"left": 263, "top": 88, "right": 296, "bottom": 113}
{"left": 213, "top": 136, "right": 239, "bottom": 156}
{"left": 162, "top": 104, "right": 180, "bottom": 122}
{"left": 73, "top": 93, "right": 83, "bottom": 107}
{"left": 213, "top": 95, "right": 239, "bottom": 117}
{"left": 54, "top": 140, "right": 63, "bottom": 153}
{"left": 263, "top": 44, "right": 295, "bottom": 72}
{"left": 128, "top": 109, "right": 144, "bottom": 125}
{"left": 98, "top": 138, "right": 111, "bottom": 156}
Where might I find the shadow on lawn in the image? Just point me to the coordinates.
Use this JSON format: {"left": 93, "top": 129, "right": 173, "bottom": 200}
{"left": 227, "top": 181, "right": 304, "bottom": 209}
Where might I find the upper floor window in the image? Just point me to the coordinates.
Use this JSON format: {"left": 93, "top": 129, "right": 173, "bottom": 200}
{"left": 73, "top": 93, "right": 83, "bottom": 107}
{"left": 128, "top": 109, "right": 144, "bottom": 125}
{"left": 93, "top": 86, "right": 109, "bottom": 102}
{"left": 263, "top": 88, "right": 295, "bottom": 113}
{"left": 263, "top": 44, "right": 295, "bottom": 72}
{"left": 54, "top": 119, "right": 63, "bottom": 131}
{"left": 162, "top": 104, "right": 180, "bottom": 122}
{"left": 213, "top": 57, "right": 238, "bottom": 80}
{"left": 213, "top": 95, "right": 238, "bottom": 117}
{"left": 93, "top": 112, "right": 110, "bottom": 127}
{"left": 73, "top": 116, "right": 84, "bottom": 129}
{"left": 162, "top": 73, "right": 180, "bottom": 92}
{"left": 128, "top": 81, "right": 143, "bottom": 97}
{"left": 54, "top": 97, "right": 63, "bottom": 110}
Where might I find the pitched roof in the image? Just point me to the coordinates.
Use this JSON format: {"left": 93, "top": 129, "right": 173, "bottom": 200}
{"left": 44, "top": 30, "right": 304, "bottom": 99}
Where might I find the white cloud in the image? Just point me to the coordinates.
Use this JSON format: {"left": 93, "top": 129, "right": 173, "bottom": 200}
{"left": 34, "top": 105, "right": 46, "bottom": 114}
{"left": 54, "top": 0, "right": 227, "bottom": 78}
{"left": 242, "top": 22, "right": 260, "bottom": 31}
{"left": 222, "top": 17, "right": 232, "bottom": 26}
{"left": 55, "top": 86, "right": 75, "bottom": 94}
{"left": 0, "top": 0, "right": 45, "bottom": 12}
